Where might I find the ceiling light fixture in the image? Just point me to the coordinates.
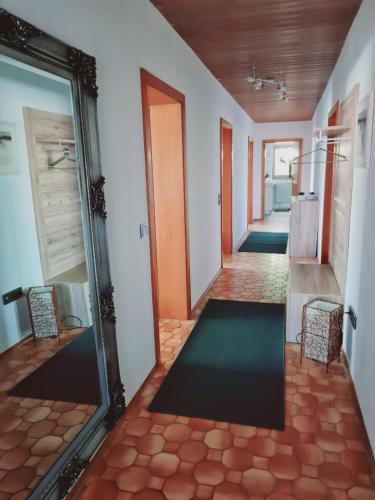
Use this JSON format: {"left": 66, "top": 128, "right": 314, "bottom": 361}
{"left": 247, "top": 66, "right": 288, "bottom": 102}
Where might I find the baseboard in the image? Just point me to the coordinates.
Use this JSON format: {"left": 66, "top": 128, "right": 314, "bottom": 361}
{"left": 341, "top": 352, "right": 375, "bottom": 461}
{"left": 233, "top": 228, "right": 250, "bottom": 252}
{"left": 126, "top": 363, "right": 158, "bottom": 409}
{"left": 191, "top": 268, "right": 221, "bottom": 316}
{"left": 0, "top": 332, "right": 33, "bottom": 360}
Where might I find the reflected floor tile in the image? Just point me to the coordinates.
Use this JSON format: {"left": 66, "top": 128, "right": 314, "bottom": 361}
{"left": 0, "top": 330, "right": 97, "bottom": 497}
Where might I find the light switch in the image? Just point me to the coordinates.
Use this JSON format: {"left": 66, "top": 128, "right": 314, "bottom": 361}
{"left": 139, "top": 223, "right": 148, "bottom": 239}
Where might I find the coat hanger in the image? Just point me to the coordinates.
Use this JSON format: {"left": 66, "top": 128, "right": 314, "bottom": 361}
{"left": 291, "top": 147, "right": 348, "bottom": 165}
{"left": 47, "top": 147, "right": 77, "bottom": 168}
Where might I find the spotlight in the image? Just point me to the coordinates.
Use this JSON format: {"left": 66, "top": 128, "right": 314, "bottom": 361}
{"left": 254, "top": 79, "right": 264, "bottom": 90}
{"left": 246, "top": 66, "right": 256, "bottom": 84}
{"left": 247, "top": 66, "right": 288, "bottom": 102}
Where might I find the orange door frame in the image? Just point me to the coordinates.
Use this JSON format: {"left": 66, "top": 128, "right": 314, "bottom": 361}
{"left": 261, "top": 138, "right": 303, "bottom": 219}
{"left": 140, "top": 68, "right": 191, "bottom": 365}
{"left": 321, "top": 101, "right": 340, "bottom": 264}
{"left": 220, "top": 118, "right": 233, "bottom": 264}
{"left": 248, "top": 137, "right": 254, "bottom": 225}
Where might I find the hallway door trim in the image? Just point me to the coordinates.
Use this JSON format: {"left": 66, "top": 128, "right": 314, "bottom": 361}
{"left": 140, "top": 68, "right": 191, "bottom": 365}
{"left": 248, "top": 137, "right": 254, "bottom": 225}
{"left": 321, "top": 100, "right": 340, "bottom": 264}
{"left": 220, "top": 117, "right": 233, "bottom": 265}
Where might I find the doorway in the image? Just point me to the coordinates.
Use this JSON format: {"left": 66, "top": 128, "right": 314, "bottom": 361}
{"left": 220, "top": 118, "right": 233, "bottom": 261}
{"left": 140, "top": 69, "right": 191, "bottom": 364}
{"left": 248, "top": 137, "right": 254, "bottom": 226}
{"left": 321, "top": 101, "right": 339, "bottom": 264}
{"left": 261, "top": 138, "right": 303, "bottom": 219}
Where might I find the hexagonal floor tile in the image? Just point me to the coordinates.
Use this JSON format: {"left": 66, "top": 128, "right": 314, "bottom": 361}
{"left": 149, "top": 452, "right": 180, "bottom": 477}
{"left": 194, "top": 460, "right": 226, "bottom": 486}
{"left": 204, "top": 429, "right": 232, "bottom": 450}
{"left": 242, "top": 468, "right": 275, "bottom": 495}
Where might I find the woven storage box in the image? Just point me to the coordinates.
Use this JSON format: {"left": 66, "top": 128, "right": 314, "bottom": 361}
{"left": 300, "top": 298, "right": 343, "bottom": 371}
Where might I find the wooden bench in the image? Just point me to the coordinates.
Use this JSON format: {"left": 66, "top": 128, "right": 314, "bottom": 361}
{"left": 286, "top": 263, "right": 342, "bottom": 343}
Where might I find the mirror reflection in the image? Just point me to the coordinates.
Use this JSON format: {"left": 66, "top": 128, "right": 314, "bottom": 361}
{"left": 0, "top": 54, "right": 100, "bottom": 496}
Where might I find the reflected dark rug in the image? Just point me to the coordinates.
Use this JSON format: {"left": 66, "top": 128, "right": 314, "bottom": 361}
{"left": 9, "top": 329, "right": 100, "bottom": 405}
{"left": 149, "top": 299, "right": 285, "bottom": 429}
{"left": 239, "top": 231, "right": 288, "bottom": 254}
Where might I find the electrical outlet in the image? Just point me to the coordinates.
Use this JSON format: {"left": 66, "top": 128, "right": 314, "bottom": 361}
{"left": 139, "top": 223, "right": 148, "bottom": 239}
{"left": 346, "top": 305, "right": 357, "bottom": 330}
{"left": 2, "top": 287, "right": 23, "bottom": 305}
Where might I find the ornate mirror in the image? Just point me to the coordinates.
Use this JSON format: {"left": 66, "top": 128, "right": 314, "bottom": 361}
{"left": 0, "top": 9, "right": 125, "bottom": 499}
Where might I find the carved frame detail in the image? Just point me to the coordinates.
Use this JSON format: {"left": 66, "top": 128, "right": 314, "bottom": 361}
{"left": 0, "top": 8, "right": 42, "bottom": 47}
{"left": 100, "top": 286, "right": 116, "bottom": 323}
{"left": 90, "top": 175, "right": 107, "bottom": 218}
{"left": 69, "top": 47, "right": 98, "bottom": 98}
{"left": 106, "top": 382, "right": 126, "bottom": 430}
{"left": 59, "top": 458, "right": 89, "bottom": 498}
{"left": 0, "top": 8, "right": 125, "bottom": 500}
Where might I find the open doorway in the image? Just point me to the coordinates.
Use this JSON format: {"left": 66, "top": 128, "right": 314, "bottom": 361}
{"left": 248, "top": 137, "right": 254, "bottom": 226}
{"left": 140, "top": 69, "right": 191, "bottom": 365}
{"left": 220, "top": 118, "right": 233, "bottom": 262}
{"left": 261, "top": 138, "right": 303, "bottom": 219}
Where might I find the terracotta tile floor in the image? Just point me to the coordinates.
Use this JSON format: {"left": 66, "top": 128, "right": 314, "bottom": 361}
{"left": 71, "top": 214, "right": 375, "bottom": 500}
{"left": 0, "top": 330, "right": 97, "bottom": 498}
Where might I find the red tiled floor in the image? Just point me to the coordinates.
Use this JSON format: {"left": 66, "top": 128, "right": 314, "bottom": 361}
{"left": 0, "top": 330, "right": 97, "bottom": 497}
{"left": 71, "top": 214, "right": 375, "bottom": 499}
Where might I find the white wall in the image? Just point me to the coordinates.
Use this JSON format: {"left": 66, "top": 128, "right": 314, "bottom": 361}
{"left": 0, "top": 57, "right": 73, "bottom": 353}
{"left": 253, "top": 121, "right": 313, "bottom": 219}
{"left": 0, "top": 0, "right": 255, "bottom": 400}
{"left": 312, "top": 0, "right": 375, "bottom": 453}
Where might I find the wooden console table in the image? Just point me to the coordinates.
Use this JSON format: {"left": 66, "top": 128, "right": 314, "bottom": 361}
{"left": 289, "top": 198, "right": 319, "bottom": 257}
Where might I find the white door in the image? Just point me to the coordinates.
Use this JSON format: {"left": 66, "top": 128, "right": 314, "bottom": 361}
{"left": 330, "top": 85, "right": 359, "bottom": 295}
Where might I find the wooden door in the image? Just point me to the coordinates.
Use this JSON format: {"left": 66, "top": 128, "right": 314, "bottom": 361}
{"left": 248, "top": 138, "right": 254, "bottom": 225}
{"left": 321, "top": 101, "right": 340, "bottom": 264}
{"left": 330, "top": 85, "right": 359, "bottom": 294}
{"left": 149, "top": 102, "right": 188, "bottom": 319}
{"left": 24, "top": 107, "right": 85, "bottom": 282}
{"left": 292, "top": 140, "right": 303, "bottom": 196}
{"left": 221, "top": 120, "right": 233, "bottom": 256}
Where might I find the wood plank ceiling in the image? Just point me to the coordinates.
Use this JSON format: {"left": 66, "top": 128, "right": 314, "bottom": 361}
{"left": 150, "top": 0, "right": 362, "bottom": 122}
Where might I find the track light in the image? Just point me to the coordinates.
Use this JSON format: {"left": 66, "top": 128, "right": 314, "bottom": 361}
{"left": 254, "top": 79, "right": 264, "bottom": 90}
{"left": 247, "top": 66, "right": 288, "bottom": 102}
{"left": 246, "top": 67, "right": 256, "bottom": 84}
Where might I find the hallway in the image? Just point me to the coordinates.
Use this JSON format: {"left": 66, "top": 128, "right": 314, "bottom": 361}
{"left": 2, "top": 2, "right": 375, "bottom": 497}
{"left": 72, "top": 218, "right": 375, "bottom": 499}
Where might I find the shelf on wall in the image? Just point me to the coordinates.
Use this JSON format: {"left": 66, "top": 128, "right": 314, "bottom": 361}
{"left": 313, "top": 125, "right": 350, "bottom": 138}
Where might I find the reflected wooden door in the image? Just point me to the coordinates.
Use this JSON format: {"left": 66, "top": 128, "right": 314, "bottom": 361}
{"left": 221, "top": 119, "right": 233, "bottom": 257}
{"left": 23, "top": 107, "right": 85, "bottom": 282}
{"left": 330, "top": 85, "right": 359, "bottom": 294}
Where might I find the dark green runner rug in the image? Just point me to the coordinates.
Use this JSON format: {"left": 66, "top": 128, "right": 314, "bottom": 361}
{"left": 149, "top": 299, "right": 285, "bottom": 429}
{"left": 9, "top": 329, "right": 100, "bottom": 405}
{"left": 239, "top": 231, "right": 288, "bottom": 254}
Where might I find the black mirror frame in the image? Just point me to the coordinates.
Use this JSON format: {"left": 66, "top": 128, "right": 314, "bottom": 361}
{"left": 0, "top": 8, "right": 126, "bottom": 499}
